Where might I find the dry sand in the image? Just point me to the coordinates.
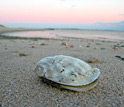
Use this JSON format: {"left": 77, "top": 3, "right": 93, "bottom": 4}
{"left": 0, "top": 26, "right": 124, "bottom": 107}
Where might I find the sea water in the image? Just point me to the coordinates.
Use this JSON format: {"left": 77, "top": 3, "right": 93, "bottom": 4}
{"left": 2, "top": 29, "right": 124, "bottom": 41}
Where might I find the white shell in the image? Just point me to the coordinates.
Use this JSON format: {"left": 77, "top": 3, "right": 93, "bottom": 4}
{"left": 34, "top": 55, "right": 100, "bottom": 91}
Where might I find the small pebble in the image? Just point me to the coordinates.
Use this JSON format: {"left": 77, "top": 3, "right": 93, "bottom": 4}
{"left": 41, "top": 43, "right": 45, "bottom": 45}
{"left": 70, "top": 45, "right": 74, "bottom": 48}
{"left": 32, "top": 46, "right": 35, "bottom": 48}
{"left": 62, "top": 42, "right": 68, "bottom": 46}
{"left": 88, "top": 43, "right": 91, "bottom": 45}
{"left": 19, "top": 53, "right": 28, "bottom": 57}
{"left": 86, "top": 45, "right": 90, "bottom": 48}
{"left": 88, "top": 59, "right": 101, "bottom": 64}
{"left": 101, "top": 48, "right": 105, "bottom": 50}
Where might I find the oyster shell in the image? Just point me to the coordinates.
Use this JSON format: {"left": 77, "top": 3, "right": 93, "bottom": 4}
{"left": 34, "top": 55, "right": 100, "bottom": 91}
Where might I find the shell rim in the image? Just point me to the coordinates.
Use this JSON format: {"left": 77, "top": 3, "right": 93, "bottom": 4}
{"left": 39, "top": 76, "right": 99, "bottom": 87}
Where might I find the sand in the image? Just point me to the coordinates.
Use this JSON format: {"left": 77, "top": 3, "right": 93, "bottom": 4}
{"left": 0, "top": 26, "right": 45, "bottom": 35}
{"left": 0, "top": 26, "right": 124, "bottom": 107}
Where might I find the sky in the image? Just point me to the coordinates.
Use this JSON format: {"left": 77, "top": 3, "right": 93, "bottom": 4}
{"left": 0, "top": 0, "right": 124, "bottom": 31}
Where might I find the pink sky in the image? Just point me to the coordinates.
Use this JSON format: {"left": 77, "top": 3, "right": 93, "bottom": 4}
{"left": 0, "top": 7, "right": 123, "bottom": 23}
{"left": 0, "top": 0, "right": 124, "bottom": 31}
{"left": 0, "top": 0, "right": 124, "bottom": 24}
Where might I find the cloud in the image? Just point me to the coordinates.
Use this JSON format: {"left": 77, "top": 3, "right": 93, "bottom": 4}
{"left": 71, "top": 5, "right": 76, "bottom": 7}
{"left": 60, "top": 0, "right": 66, "bottom": 1}
{"left": 93, "top": 21, "right": 124, "bottom": 31}
{"left": 120, "top": 14, "right": 124, "bottom": 16}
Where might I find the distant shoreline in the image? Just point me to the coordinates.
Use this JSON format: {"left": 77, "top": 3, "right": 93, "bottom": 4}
{"left": 1, "top": 25, "right": 123, "bottom": 35}
{"left": 0, "top": 26, "right": 124, "bottom": 41}
{"left": 0, "top": 27, "right": 49, "bottom": 35}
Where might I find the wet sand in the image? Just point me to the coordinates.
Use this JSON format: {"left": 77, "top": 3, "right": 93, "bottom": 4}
{"left": 0, "top": 26, "right": 124, "bottom": 106}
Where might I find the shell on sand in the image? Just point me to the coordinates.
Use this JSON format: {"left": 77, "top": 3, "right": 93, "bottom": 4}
{"left": 34, "top": 55, "right": 100, "bottom": 91}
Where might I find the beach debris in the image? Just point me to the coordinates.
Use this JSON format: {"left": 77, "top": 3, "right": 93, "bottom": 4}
{"left": 41, "top": 43, "right": 45, "bottom": 46}
{"left": 112, "top": 44, "right": 124, "bottom": 51}
{"left": 88, "top": 59, "right": 101, "bottom": 64}
{"left": 101, "top": 48, "right": 105, "bottom": 50}
{"left": 115, "top": 56, "right": 121, "bottom": 58}
{"left": 114, "top": 44, "right": 120, "bottom": 47}
{"left": 34, "top": 55, "right": 101, "bottom": 91}
{"left": 32, "top": 46, "right": 35, "bottom": 48}
{"left": 12, "top": 51, "right": 28, "bottom": 57}
{"left": 102, "top": 40, "right": 105, "bottom": 42}
{"left": 96, "top": 43, "right": 101, "bottom": 45}
{"left": 121, "top": 58, "right": 124, "bottom": 61}
{"left": 93, "top": 48, "right": 97, "bottom": 50}
{"left": 19, "top": 53, "right": 28, "bottom": 57}
{"left": 113, "top": 47, "right": 118, "bottom": 51}
{"left": 86, "top": 45, "right": 90, "bottom": 48}
{"left": 70, "top": 45, "right": 74, "bottom": 48}
{"left": 115, "top": 56, "right": 124, "bottom": 61}
{"left": 61, "top": 42, "right": 68, "bottom": 46}
{"left": 88, "top": 43, "right": 91, "bottom": 45}
{"left": 91, "top": 40, "right": 95, "bottom": 42}
{"left": 113, "top": 44, "right": 122, "bottom": 48}
{"left": 121, "top": 45, "right": 124, "bottom": 47}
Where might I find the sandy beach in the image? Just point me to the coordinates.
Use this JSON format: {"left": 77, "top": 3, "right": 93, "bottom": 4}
{"left": 0, "top": 25, "right": 46, "bottom": 36}
{"left": 0, "top": 26, "right": 124, "bottom": 106}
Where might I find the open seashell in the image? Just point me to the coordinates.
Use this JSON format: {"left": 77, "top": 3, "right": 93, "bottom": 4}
{"left": 34, "top": 55, "right": 100, "bottom": 91}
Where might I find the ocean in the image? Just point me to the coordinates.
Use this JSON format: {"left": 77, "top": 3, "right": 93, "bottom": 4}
{"left": 2, "top": 29, "right": 124, "bottom": 41}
